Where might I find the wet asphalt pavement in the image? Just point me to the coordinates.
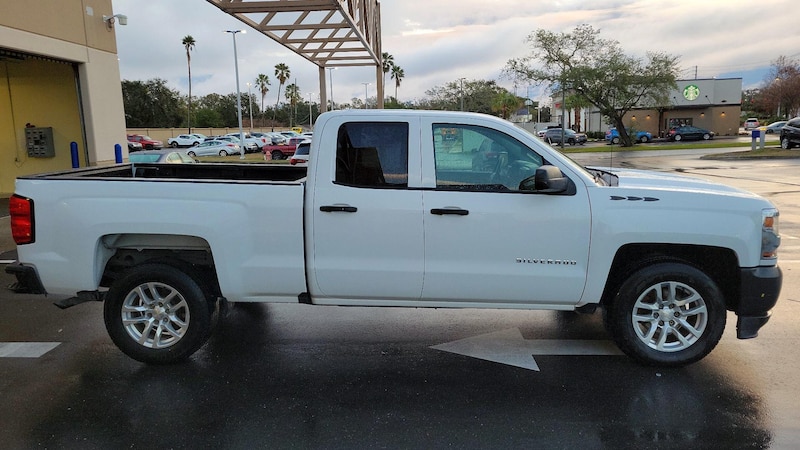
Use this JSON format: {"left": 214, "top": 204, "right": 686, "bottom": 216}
{"left": 2, "top": 148, "right": 800, "bottom": 449}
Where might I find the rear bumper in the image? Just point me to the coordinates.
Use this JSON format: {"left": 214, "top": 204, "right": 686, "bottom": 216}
{"left": 4, "top": 262, "right": 46, "bottom": 295}
{"left": 735, "top": 265, "right": 782, "bottom": 339}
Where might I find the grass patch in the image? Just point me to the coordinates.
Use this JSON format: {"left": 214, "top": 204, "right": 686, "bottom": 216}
{"left": 194, "top": 153, "right": 288, "bottom": 164}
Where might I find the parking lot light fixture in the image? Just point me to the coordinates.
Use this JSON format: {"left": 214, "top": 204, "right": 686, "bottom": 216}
{"left": 225, "top": 29, "right": 247, "bottom": 159}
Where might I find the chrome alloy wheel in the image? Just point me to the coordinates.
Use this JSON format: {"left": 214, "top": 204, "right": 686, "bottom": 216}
{"left": 631, "top": 281, "right": 708, "bottom": 353}
{"left": 121, "top": 282, "right": 190, "bottom": 349}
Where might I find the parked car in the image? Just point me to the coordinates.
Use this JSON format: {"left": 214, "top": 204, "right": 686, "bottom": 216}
{"left": 765, "top": 121, "right": 787, "bottom": 134}
{"left": 743, "top": 118, "right": 760, "bottom": 130}
{"left": 167, "top": 134, "right": 204, "bottom": 148}
{"left": 779, "top": 117, "right": 800, "bottom": 149}
{"left": 287, "top": 136, "right": 308, "bottom": 147}
{"left": 249, "top": 132, "right": 275, "bottom": 147}
{"left": 224, "top": 133, "right": 262, "bottom": 153}
{"left": 605, "top": 127, "right": 652, "bottom": 144}
{"left": 289, "top": 140, "right": 311, "bottom": 166}
{"left": 543, "top": 128, "right": 587, "bottom": 145}
{"left": 127, "top": 141, "right": 143, "bottom": 152}
{"left": 280, "top": 130, "right": 301, "bottom": 139}
{"left": 129, "top": 150, "right": 197, "bottom": 164}
{"left": 666, "top": 126, "right": 714, "bottom": 141}
{"left": 127, "top": 134, "right": 163, "bottom": 150}
{"left": 186, "top": 140, "right": 241, "bottom": 157}
{"left": 208, "top": 135, "right": 258, "bottom": 153}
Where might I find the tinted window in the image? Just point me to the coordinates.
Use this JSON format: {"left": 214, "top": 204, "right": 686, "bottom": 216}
{"left": 432, "top": 124, "right": 544, "bottom": 191}
{"left": 335, "top": 122, "right": 409, "bottom": 188}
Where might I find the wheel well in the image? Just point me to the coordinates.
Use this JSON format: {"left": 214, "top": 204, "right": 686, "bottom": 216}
{"left": 601, "top": 244, "right": 740, "bottom": 311}
{"left": 101, "top": 248, "right": 221, "bottom": 300}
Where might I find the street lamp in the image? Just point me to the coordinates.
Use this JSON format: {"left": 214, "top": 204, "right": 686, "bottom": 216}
{"left": 459, "top": 78, "right": 466, "bottom": 111}
{"left": 361, "top": 82, "right": 370, "bottom": 109}
{"left": 246, "top": 82, "right": 253, "bottom": 133}
{"left": 308, "top": 92, "right": 315, "bottom": 129}
{"left": 327, "top": 67, "right": 337, "bottom": 110}
{"left": 225, "top": 29, "right": 246, "bottom": 159}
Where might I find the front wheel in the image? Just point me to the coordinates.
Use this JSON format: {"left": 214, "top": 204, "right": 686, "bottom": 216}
{"left": 170, "top": 141, "right": 179, "bottom": 148}
{"left": 219, "top": 150, "right": 229, "bottom": 156}
{"left": 604, "top": 261, "right": 726, "bottom": 367}
{"left": 639, "top": 136, "right": 649, "bottom": 143}
{"left": 103, "top": 263, "right": 212, "bottom": 364}
{"left": 612, "top": 137, "right": 620, "bottom": 144}
{"left": 674, "top": 134, "right": 682, "bottom": 141}
{"left": 702, "top": 133, "right": 711, "bottom": 140}
{"left": 782, "top": 137, "right": 791, "bottom": 149}
{"left": 271, "top": 150, "right": 284, "bottom": 160}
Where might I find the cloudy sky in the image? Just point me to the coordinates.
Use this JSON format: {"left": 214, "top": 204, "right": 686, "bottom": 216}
{"left": 111, "top": 0, "right": 798, "bottom": 107}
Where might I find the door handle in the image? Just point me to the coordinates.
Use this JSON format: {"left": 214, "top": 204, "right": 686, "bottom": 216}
{"left": 320, "top": 205, "right": 358, "bottom": 213}
{"left": 430, "top": 208, "right": 469, "bottom": 216}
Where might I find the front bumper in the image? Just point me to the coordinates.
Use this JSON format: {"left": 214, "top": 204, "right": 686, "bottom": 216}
{"left": 5, "top": 261, "right": 46, "bottom": 295}
{"left": 735, "top": 265, "right": 782, "bottom": 339}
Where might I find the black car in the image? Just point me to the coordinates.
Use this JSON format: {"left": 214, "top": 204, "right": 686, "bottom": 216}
{"left": 666, "top": 125, "right": 714, "bottom": 141}
{"left": 780, "top": 117, "right": 800, "bottom": 149}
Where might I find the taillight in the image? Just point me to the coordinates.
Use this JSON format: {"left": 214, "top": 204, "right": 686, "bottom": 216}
{"left": 9, "top": 194, "right": 34, "bottom": 245}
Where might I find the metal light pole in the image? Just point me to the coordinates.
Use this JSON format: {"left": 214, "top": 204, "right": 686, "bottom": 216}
{"left": 225, "top": 29, "right": 246, "bottom": 159}
{"left": 327, "top": 67, "right": 336, "bottom": 110}
{"left": 308, "top": 92, "right": 315, "bottom": 129}
{"left": 459, "top": 78, "right": 466, "bottom": 111}
{"left": 246, "top": 82, "right": 254, "bottom": 133}
{"left": 361, "top": 82, "right": 370, "bottom": 109}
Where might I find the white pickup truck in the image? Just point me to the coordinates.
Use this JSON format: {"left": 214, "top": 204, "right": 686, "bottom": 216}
{"left": 6, "top": 110, "right": 782, "bottom": 367}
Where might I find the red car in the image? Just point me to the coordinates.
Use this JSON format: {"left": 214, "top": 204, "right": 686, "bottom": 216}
{"left": 127, "top": 134, "right": 163, "bottom": 150}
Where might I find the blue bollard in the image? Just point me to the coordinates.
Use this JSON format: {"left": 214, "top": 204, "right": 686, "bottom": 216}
{"left": 115, "top": 144, "right": 123, "bottom": 163}
{"left": 70, "top": 142, "right": 79, "bottom": 168}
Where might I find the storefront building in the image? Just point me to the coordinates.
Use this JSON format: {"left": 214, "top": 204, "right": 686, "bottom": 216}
{"left": 0, "top": 1, "right": 126, "bottom": 197}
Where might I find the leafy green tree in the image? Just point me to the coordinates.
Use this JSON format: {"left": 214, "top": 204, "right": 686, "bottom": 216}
{"left": 193, "top": 107, "right": 224, "bottom": 128}
{"left": 760, "top": 55, "right": 800, "bottom": 119}
{"left": 492, "top": 91, "right": 522, "bottom": 119}
{"left": 182, "top": 35, "right": 196, "bottom": 132}
{"left": 421, "top": 79, "right": 507, "bottom": 115}
{"left": 505, "top": 24, "right": 679, "bottom": 147}
{"left": 121, "top": 79, "right": 184, "bottom": 127}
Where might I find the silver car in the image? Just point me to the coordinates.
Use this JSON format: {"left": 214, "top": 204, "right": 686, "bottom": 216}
{"left": 187, "top": 140, "right": 242, "bottom": 157}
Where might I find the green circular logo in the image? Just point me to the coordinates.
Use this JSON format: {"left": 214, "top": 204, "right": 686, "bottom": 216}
{"left": 683, "top": 84, "right": 700, "bottom": 101}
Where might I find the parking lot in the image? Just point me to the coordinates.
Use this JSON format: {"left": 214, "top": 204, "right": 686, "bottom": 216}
{"left": 2, "top": 147, "right": 800, "bottom": 448}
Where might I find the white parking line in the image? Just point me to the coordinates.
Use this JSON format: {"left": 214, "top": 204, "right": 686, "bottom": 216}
{"left": 0, "top": 260, "right": 15, "bottom": 264}
{"left": 0, "top": 342, "right": 60, "bottom": 358}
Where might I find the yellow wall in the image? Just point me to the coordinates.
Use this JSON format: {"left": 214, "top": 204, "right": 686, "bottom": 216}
{"left": 1, "top": 59, "right": 84, "bottom": 195}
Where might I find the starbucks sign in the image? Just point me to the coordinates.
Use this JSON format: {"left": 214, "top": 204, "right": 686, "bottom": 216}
{"left": 683, "top": 84, "right": 700, "bottom": 101}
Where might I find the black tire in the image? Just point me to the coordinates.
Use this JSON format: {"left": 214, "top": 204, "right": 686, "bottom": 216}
{"left": 271, "top": 150, "right": 284, "bottom": 160}
{"left": 219, "top": 150, "right": 229, "bottom": 156}
{"left": 170, "top": 141, "right": 179, "bottom": 148}
{"left": 187, "top": 151, "right": 196, "bottom": 157}
{"left": 568, "top": 138, "right": 576, "bottom": 145}
{"left": 639, "top": 135, "right": 649, "bottom": 143}
{"left": 781, "top": 137, "right": 790, "bottom": 149}
{"left": 612, "top": 137, "right": 620, "bottom": 144}
{"left": 103, "top": 263, "right": 212, "bottom": 364}
{"left": 674, "top": 134, "right": 682, "bottom": 142}
{"left": 702, "top": 133, "right": 711, "bottom": 140}
{"left": 603, "top": 261, "right": 726, "bottom": 367}
{"left": 193, "top": 141, "right": 200, "bottom": 147}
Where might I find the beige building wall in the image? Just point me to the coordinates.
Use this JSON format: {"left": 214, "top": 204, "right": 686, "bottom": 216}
{"left": 0, "top": 0, "right": 125, "bottom": 196}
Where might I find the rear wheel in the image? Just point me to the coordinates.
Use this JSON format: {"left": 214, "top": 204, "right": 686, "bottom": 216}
{"left": 187, "top": 151, "right": 196, "bottom": 157}
{"left": 782, "top": 137, "right": 791, "bottom": 149}
{"left": 674, "top": 134, "right": 682, "bottom": 142}
{"left": 170, "top": 141, "right": 179, "bottom": 148}
{"left": 604, "top": 261, "right": 726, "bottom": 367}
{"left": 103, "top": 263, "right": 212, "bottom": 364}
{"left": 612, "top": 137, "right": 620, "bottom": 144}
{"left": 271, "top": 150, "right": 284, "bottom": 160}
{"left": 639, "top": 135, "right": 649, "bottom": 143}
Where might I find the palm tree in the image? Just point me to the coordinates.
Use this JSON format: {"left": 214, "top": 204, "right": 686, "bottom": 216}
{"left": 182, "top": 35, "right": 196, "bottom": 132}
{"left": 255, "top": 73, "right": 270, "bottom": 127}
{"left": 273, "top": 63, "right": 291, "bottom": 127}
{"left": 285, "top": 83, "right": 300, "bottom": 127}
{"left": 391, "top": 65, "right": 404, "bottom": 101}
{"left": 381, "top": 52, "right": 394, "bottom": 94}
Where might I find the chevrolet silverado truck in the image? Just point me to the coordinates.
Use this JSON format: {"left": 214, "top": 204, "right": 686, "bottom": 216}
{"left": 6, "top": 110, "right": 782, "bottom": 367}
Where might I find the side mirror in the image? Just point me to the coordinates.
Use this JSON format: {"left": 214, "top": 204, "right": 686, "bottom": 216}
{"left": 519, "top": 165, "right": 569, "bottom": 193}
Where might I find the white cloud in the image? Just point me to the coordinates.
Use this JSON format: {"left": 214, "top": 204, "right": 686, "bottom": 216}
{"left": 112, "top": 0, "right": 799, "bottom": 103}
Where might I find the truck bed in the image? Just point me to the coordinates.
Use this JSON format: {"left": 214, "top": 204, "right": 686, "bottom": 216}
{"left": 19, "top": 162, "right": 308, "bottom": 182}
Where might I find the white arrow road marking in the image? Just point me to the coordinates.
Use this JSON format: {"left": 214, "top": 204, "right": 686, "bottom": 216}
{"left": 0, "top": 342, "right": 60, "bottom": 358}
{"left": 431, "top": 328, "right": 623, "bottom": 371}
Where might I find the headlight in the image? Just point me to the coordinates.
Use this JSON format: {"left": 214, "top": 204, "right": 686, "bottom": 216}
{"left": 761, "top": 208, "right": 780, "bottom": 260}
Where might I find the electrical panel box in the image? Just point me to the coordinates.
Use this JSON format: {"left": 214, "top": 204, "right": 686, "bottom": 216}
{"left": 25, "top": 127, "right": 55, "bottom": 158}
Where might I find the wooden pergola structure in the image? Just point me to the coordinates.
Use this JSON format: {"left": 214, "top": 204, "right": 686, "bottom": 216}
{"left": 206, "top": 0, "right": 383, "bottom": 111}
